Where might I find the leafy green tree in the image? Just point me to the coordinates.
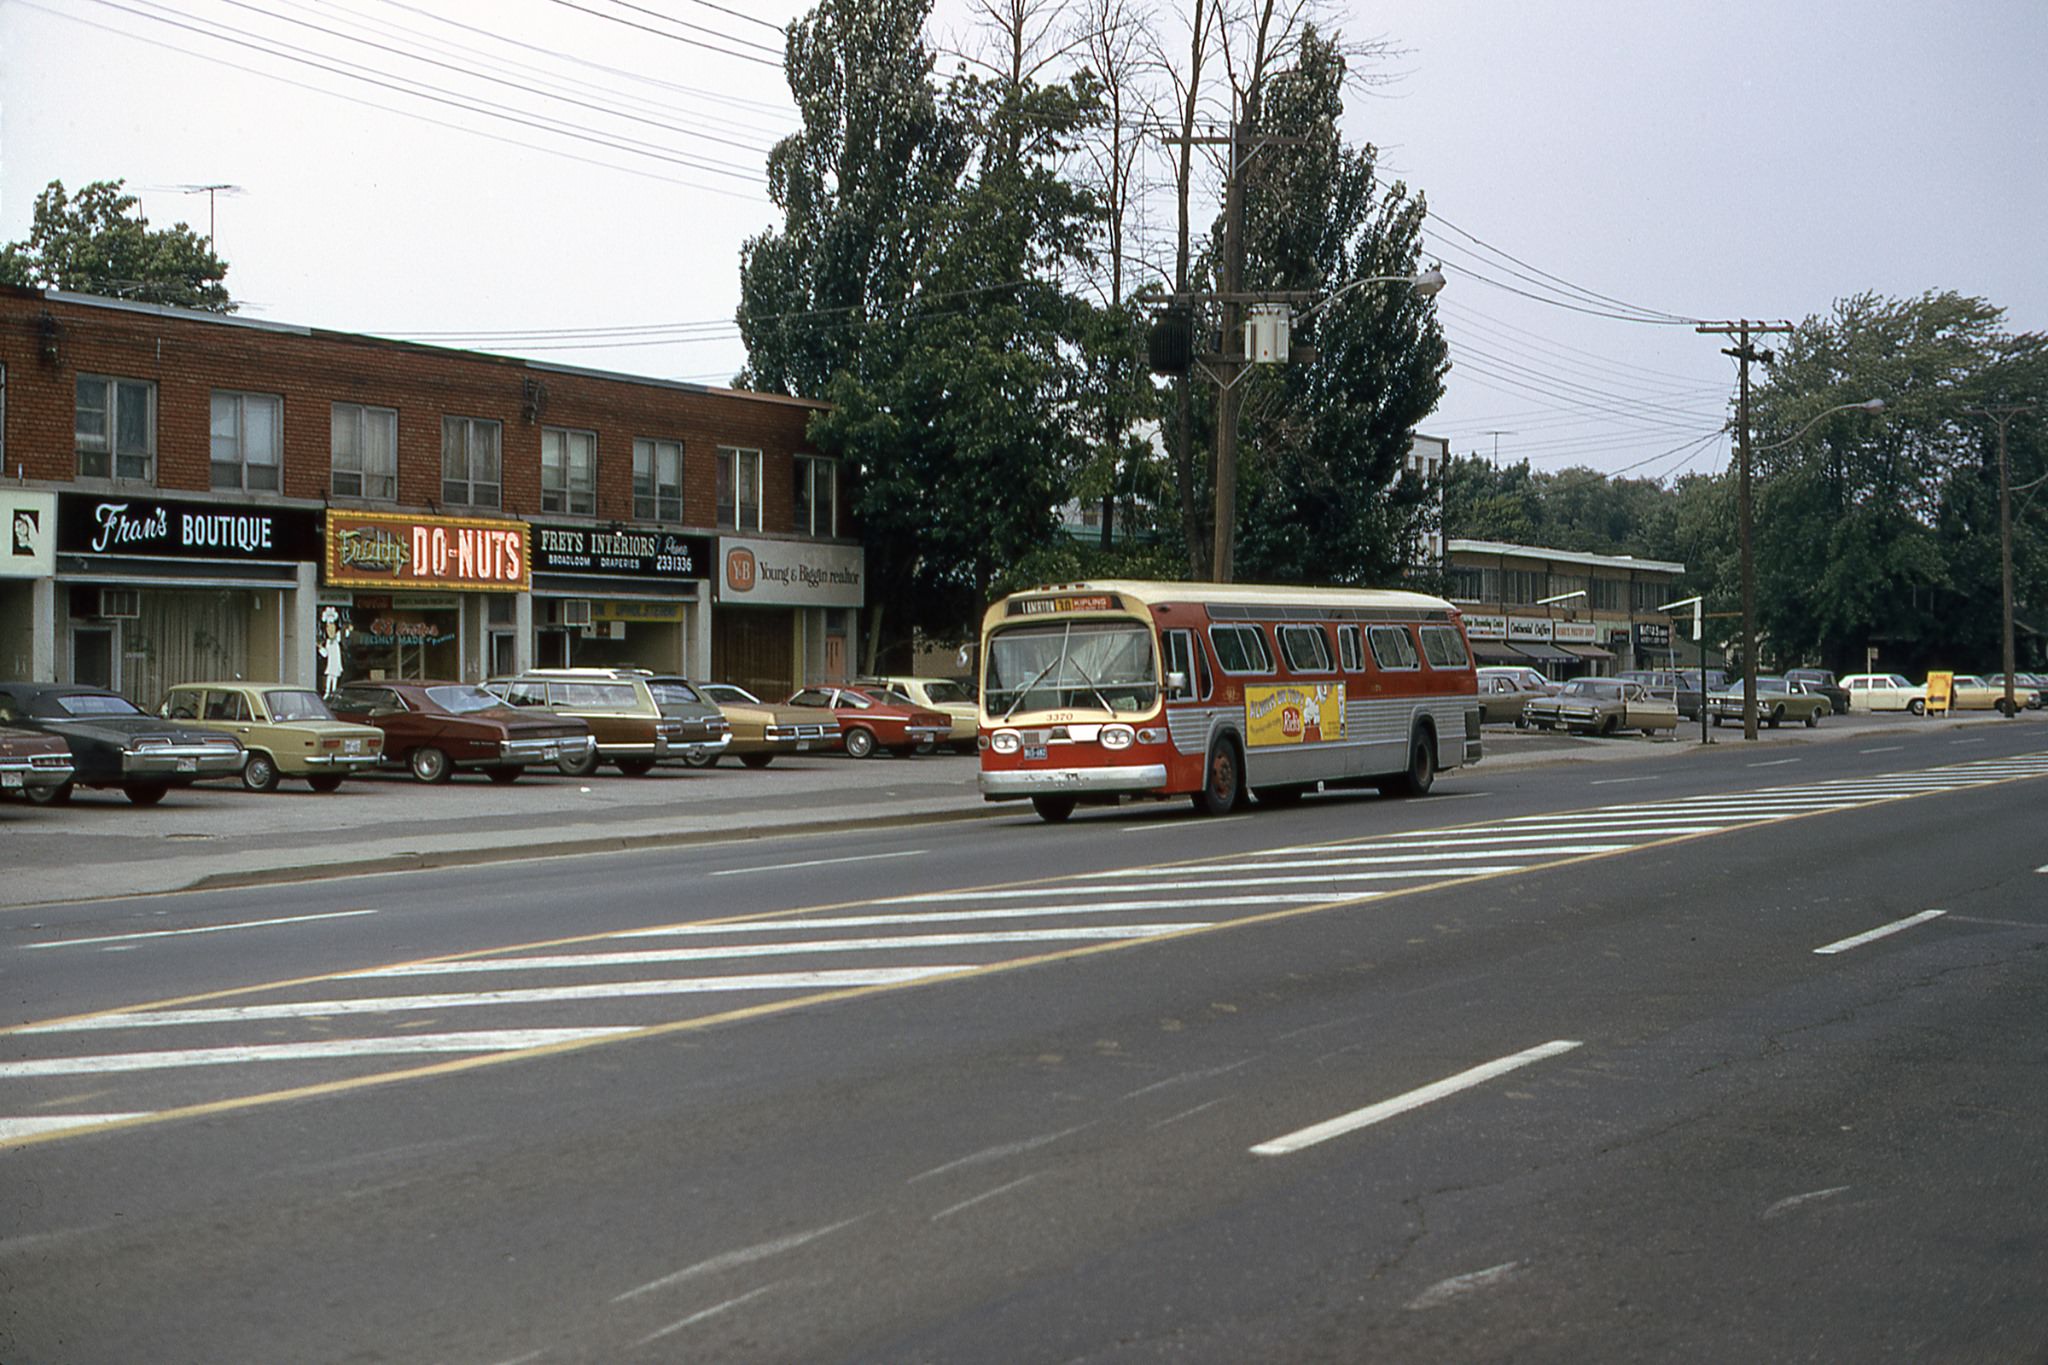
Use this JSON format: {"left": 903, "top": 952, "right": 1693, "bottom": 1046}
{"left": 1229, "top": 29, "right": 1449, "bottom": 586}
{"left": 0, "top": 179, "right": 232, "bottom": 311}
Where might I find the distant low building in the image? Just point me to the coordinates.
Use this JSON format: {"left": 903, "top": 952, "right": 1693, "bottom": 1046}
{"left": 1446, "top": 539, "right": 1687, "bottom": 676}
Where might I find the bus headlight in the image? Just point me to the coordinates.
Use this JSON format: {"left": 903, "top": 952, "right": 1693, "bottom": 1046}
{"left": 1099, "top": 724, "right": 1135, "bottom": 750}
{"left": 990, "top": 729, "right": 1022, "bottom": 755}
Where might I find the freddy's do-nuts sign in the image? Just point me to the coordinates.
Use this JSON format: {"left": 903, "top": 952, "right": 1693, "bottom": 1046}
{"left": 324, "top": 511, "right": 530, "bottom": 591}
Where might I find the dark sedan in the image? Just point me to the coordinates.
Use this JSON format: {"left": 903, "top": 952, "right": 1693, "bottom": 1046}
{"left": 0, "top": 724, "right": 76, "bottom": 800}
{"left": 0, "top": 682, "right": 244, "bottom": 805}
{"left": 328, "top": 679, "right": 594, "bottom": 783}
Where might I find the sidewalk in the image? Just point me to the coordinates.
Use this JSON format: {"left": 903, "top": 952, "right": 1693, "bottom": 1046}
{"left": 1, "top": 709, "right": 2030, "bottom": 908}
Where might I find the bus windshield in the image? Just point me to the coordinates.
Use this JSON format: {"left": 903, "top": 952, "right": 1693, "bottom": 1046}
{"left": 985, "top": 620, "right": 1159, "bottom": 718}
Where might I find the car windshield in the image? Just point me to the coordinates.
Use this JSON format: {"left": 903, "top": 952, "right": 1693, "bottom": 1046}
{"left": 1559, "top": 679, "right": 1620, "bottom": 699}
{"left": 264, "top": 690, "right": 334, "bottom": 721}
{"left": 648, "top": 681, "right": 702, "bottom": 709}
{"left": 1757, "top": 678, "right": 1791, "bottom": 693}
{"left": 425, "top": 684, "right": 505, "bottom": 714}
{"left": 919, "top": 681, "right": 974, "bottom": 705}
{"left": 984, "top": 621, "right": 1159, "bottom": 718}
{"left": 52, "top": 692, "right": 144, "bottom": 717}
{"left": 706, "top": 684, "right": 759, "bottom": 705}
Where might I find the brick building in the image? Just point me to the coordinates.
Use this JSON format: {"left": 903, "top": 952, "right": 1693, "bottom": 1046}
{"left": 1444, "top": 539, "right": 1686, "bottom": 676}
{"left": 0, "top": 288, "right": 860, "bottom": 703}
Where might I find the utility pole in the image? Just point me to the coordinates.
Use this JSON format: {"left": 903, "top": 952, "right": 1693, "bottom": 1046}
{"left": 1697, "top": 319, "right": 1794, "bottom": 741}
{"left": 1965, "top": 402, "right": 2038, "bottom": 718}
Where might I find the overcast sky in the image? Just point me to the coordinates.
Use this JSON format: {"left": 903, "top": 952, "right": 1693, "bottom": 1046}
{"left": 4, "top": 0, "right": 2043, "bottom": 484}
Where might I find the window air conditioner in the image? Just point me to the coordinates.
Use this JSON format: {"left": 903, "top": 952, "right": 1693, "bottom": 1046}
{"left": 560, "top": 598, "right": 593, "bottom": 627}
{"left": 99, "top": 588, "right": 141, "bottom": 619}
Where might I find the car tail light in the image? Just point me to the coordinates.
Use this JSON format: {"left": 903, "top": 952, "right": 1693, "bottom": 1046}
{"left": 322, "top": 737, "right": 342, "bottom": 750}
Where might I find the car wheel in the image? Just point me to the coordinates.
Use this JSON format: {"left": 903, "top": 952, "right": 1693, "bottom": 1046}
{"left": 409, "top": 746, "right": 453, "bottom": 784}
{"left": 1600, "top": 715, "right": 1618, "bottom": 737}
{"left": 1380, "top": 728, "right": 1438, "bottom": 798}
{"left": 125, "top": 783, "right": 169, "bottom": 806}
{"left": 1711, "top": 714, "right": 1723, "bottom": 727}
{"left": 1769, "top": 706, "right": 1784, "bottom": 728}
{"left": 306, "top": 774, "right": 345, "bottom": 794}
{"left": 557, "top": 747, "right": 600, "bottom": 778}
{"left": 1031, "top": 794, "right": 1076, "bottom": 823}
{"left": 1804, "top": 708, "right": 1819, "bottom": 728}
{"left": 1192, "top": 734, "right": 1244, "bottom": 815}
{"left": 1908, "top": 699, "right": 1925, "bottom": 716}
{"left": 26, "top": 781, "right": 73, "bottom": 806}
{"left": 1997, "top": 697, "right": 2017, "bottom": 717}
{"left": 241, "top": 751, "right": 280, "bottom": 793}
{"left": 843, "top": 726, "right": 877, "bottom": 760}
{"left": 682, "top": 750, "right": 720, "bottom": 769}
{"left": 615, "top": 757, "right": 657, "bottom": 777}
{"left": 738, "top": 754, "right": 775, "bottom": 770}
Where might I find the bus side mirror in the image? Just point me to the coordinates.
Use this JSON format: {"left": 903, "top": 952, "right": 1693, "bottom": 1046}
{"left": 1166, "top": 670, "right": 1187, "bottom": 694}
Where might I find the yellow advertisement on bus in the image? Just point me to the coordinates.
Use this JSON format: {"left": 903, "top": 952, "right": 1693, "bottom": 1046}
{"left": 1246, "top": 682, "right": 1346, "bottom": 746}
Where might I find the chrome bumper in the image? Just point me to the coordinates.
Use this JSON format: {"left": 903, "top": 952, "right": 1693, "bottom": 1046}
{"left": 501, "top": 735, "right": 593, "bottom": 764}
{"left": 124, "top": 746, "right": 245, "bottom": 776}
{"left": 304, "top": 752, "right": 381, "bottom": 770}
{"left": 980, "top": 763, "right": 1169, "bottom": 798}
{"left": 0, "top": 756, "right": 74, "bottom": 790}
{"left": 678, "top": 733, "right": 733, "bottom": 759}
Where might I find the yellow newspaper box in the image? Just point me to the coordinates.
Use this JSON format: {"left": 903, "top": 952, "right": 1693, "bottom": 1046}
{"left": 1925, "top": 671, "right": 1954, "bottom": 716}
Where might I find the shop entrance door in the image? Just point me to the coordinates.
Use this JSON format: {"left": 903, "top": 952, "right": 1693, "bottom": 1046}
{"left": 71, "top": 624, "right": 117, "bottom": 689}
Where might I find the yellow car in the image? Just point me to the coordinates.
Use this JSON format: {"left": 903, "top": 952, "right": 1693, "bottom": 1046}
{"left": 859, "top": 675, "right": 978, "bottom": 752}
{"left": 162, "top": 682, "right": 384, "bottom": 793}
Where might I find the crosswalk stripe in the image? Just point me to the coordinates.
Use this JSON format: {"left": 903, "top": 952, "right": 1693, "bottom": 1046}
{"left": 878, "top": 869, "right": 1527, "bottom": 903}
{"left": 0, "top": 1029, "right": 639, "bottom": 1078}
{"left": 1080, "top": 846, "right": 1631, "bottom": 875}
{"left": 617, "top": 897, "right": 1335, "bottom": 935}
{"left": 0, "top": 1114, "right": 155, "bottom": 1140}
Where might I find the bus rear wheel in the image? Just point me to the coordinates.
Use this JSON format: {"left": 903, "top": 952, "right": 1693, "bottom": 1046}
{"left": 1031, "top": 795, "right": 1076, "bottom": 823}
{"left": 1379, "top": 729, "right": 1437, "bottom": 798}
{"left": 1192, "top": 736, "right": 1244, "bottom": 816}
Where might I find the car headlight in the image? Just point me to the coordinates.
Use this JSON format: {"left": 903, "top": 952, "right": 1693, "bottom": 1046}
{"left": 990, "top": 729, "right": 1022, "bottom": 754}
{"left": 1099, "top": 724, "right": 1134, "bottom": 750}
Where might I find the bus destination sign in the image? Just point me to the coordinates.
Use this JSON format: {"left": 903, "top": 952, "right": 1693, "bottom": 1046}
{"left": 1009, "top": 593, "right": 1123, "bottom": 617}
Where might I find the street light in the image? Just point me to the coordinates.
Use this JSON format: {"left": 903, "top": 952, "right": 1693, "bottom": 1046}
{"left": 1736, "top": 398, "right": 1887, "bottom": 740}
{"left": 1290, "top": 266, "right": 1448, "bottom": 328}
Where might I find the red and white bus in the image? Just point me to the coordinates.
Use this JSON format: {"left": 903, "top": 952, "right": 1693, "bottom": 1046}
{"left": 977, "top": 580, "right": 1484, "bottom": 822}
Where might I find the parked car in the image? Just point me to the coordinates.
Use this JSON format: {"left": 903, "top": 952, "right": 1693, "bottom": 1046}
{"left": 161, "top": 682, "right": 384, "bottom": 793}
{"left": 0, "top": 682, "right": 244, "bottom": 805}
{"left": 784, "top": 685, "right": 952, "bottom": 758}
{"left": 1522, "top": 676, "right": 1679, "bottom": 736}
{"left": 485, "top": 667, "right": 726, "bottom": 776}
{"left": 1840, "top": 673, "right": 1928, "bottom": 714}
{"left": 645, "top": 676, "right": 733, "bottom": 766}
{"left": 1476, "top": 670, "right": 1546, "bottom": 725}
{"left": 0, "top": 724, "right": 76, "bottom": 800}
{"left": 1707, "top": 675, "right": 1831, "bottom": 728}
{"left": 1618, "top": 668, "right": 1726, "bottom": 721}
{"left": 1941, "top": 674, "right": 2027, "bottom": 715}
{"left": 1783, "top": 668, "right": 1851, "bottom": 715}
{"left": 1477, "top": 664, "right": 1559, "bottom": 696}
{"left": 1972, "top": 673, "right": 2046, "bottom": 711}
{"left": 859, "top": 675, "right": 978, "bottom": 752}
{"left": 327, "top": 679, "right": 594, "bottom": 783}
{"left": 692, "top": 682, "right": 841, "bottom": 768}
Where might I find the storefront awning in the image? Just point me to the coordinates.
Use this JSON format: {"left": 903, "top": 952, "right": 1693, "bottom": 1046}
{"left": 1514, "top": 642, "right": 1576, "bottom": 663}
{"left": 1470, "top": 641, "right": 1524, "bottom": 664}
{"left": 1561, "top": 642, "right": 1615, "bottom": 660}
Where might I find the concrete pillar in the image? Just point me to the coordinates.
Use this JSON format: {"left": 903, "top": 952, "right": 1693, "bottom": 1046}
{"left": 31, "top": 576, "right": 57, "bottom": 682}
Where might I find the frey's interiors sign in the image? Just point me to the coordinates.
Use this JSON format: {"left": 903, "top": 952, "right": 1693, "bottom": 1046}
{"left": 324, "top": 510, "right": 529, "bottom": 592}
{"left": 58, "top": 493, "right": 320, "bottom": 562}
{"left": 717, "top": 536, "right": 864, "bottom": 609}
{"left": 531, "top": 523, "right": 714, "bottom": 581}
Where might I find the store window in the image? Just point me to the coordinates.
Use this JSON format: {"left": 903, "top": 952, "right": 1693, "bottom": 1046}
{"left": 543, "top": 427, "right": 596, "bottom": 515}
{"left": 332, "top": 402, "right": 398, "bottom": 500}
{"left": 634, "top": 437, "right": 683, "bottom": 521}
{"left": 794, "top": 454, "right": 837, "bottom": 536}
{"left": 77, "top": 375, "right": 155, "bottom": 480}
{"left": 442, "top": 417, "right": 502, "bottom": 508}
{"left": 211, "top": 391, "right": 282, "bottom": 492}
{"left": 321, "top": 596, "right": 459, "bottom": 684}
{"left": 717, "top": 447, "right": 763, "bottom": 530}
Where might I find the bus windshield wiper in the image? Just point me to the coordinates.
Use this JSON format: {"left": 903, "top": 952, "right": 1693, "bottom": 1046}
{"left": 1001, "top": 652, "right": 1066, "bottom": 721}
{"left": 1063, "top": 654, "right": 1118, "bottom": 715}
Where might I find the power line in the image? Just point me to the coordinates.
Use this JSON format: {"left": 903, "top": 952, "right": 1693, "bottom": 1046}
{"left": 544, "top": 0, "right": 783, "bottom": 67}
{"left": 1426, "top": 210, "right": 1702, "bottom": 325}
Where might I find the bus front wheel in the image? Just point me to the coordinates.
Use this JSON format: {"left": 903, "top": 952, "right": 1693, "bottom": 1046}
{"left": 1193, "top": 735, "right": 1244, "bottom": 816}
{"left": 1031, "top": 795, "right": 1076, "bottom": 823}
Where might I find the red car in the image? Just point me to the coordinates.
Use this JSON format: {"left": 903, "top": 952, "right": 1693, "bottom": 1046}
{"left": 327, "top": 679, "right": 594, "bottom": 783}
{"left": 783, "top": 686, "right": 951, "bottom": 759}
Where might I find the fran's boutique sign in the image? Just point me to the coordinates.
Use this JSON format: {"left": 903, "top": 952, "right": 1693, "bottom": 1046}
{"left": 59, "top": 493, "right": 320, "bottom": 561}
{"left": 717, "top": 537, "right": 864, "bottom": 609}
{"left": 324, "top": 510, "right": 529, "bottom": 591}
{"left": 531, "top": 523, "right": 713, "bottom": 580}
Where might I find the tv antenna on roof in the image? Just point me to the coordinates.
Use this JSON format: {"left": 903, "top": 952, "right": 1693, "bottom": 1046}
{"left": 169, "top": 183, "right": 244, "bottom": 249}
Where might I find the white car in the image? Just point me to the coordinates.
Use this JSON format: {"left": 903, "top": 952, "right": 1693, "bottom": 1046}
{"left": 1840, "top": 673, "right": 1928, "bottom": 715}
{"left": 858, "top": 675, "right": 978, "bottom": 751}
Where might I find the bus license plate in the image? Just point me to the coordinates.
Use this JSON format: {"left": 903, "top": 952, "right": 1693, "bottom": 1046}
{"left": 1023, "top": 744, "right": 1048, "bottom": 761}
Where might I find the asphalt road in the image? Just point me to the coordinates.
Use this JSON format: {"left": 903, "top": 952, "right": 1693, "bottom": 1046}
{"left": 3, "top": 722, "right": 2046, "bottom": 1362}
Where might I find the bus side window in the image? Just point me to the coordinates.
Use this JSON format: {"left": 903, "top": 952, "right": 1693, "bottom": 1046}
{"left": 1337, "top": 624, "right": 1366, "bottom": 672}
{"left": 1164, "top": 629, "right": 1193, "bottom": 700}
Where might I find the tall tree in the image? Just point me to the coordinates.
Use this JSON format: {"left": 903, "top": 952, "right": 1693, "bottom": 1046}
{"left": 0, "top": 179, "right": 232, "bottom": 311}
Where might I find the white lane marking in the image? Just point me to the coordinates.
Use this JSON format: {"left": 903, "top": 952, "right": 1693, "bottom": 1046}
{"left": 2039, "top": 865, "right": 2048, "bottom": 875}
{"left": 909, "top": 1125, "right": 1091, "bottom": 1184}
{"left": 1150, "top": 1097, "right": 1229, "bottom": 1129}
{"left": 633, "top": 1282, "right": 784, "bottom": 1348}
{"left": 878, "top": 870, "right": 1527, "bottom": 902}
{"left": 1080, "top": 847, "right": 1628, "bottom": 876}
{"left": 711, "top": 849, "right": 924, "bottom": 877}
{"left": 1762, "top": 1186, "right": 1851, "bottom": 1220}
{"left": 1294, "top": 828, "right": 1729, "bottom": 849}
{"left": 1125, "top": 816, "right": 1252, "bottom": 832}
{"left": 1952, "top": 737, "right": 1987, "bottom": 745}
{"left": 611, "top": 1218, "right": 861, "bottom": 1303}
{"left": 25, "top": 968, "right": 973, "bottom": 1033}
{"left": 931, "top": 1173, "right": 1044, "bottom": 1222}
{"left": 1406, "top": 1261, "right": 1526, "bottom": 1310}
{"left": 23, "top": 909, "right": 378, "bottom": 950}
{"left": 0, "top": 1029, "right": 637, "bottom": 1078}
{"left": 1860, "top": 745, "right": 1904, "bottom": 754}
{"left": 1250, "top": 1040, "right": 1582, "bottom": 1156}
{"left": 1121, "top": 1057, "right": 1256, "bottom": 1100}
{"left": 1813, "top": 910, "right": 1947, "bottom": 955}
{"left": 617, "top": 896, "right": 1334, "bottom": 936}
{"left": 1590, "top": 776, "right": 1655, "bottom": 785}
{"left": 361, "top": 925, "right": 1211, "bottom": 977}
{"left": 1747, "top": 759, "right": 1802, "bottom": 768}
{"left": 0, "top": 1113, "right": 154, "bottom": 1141}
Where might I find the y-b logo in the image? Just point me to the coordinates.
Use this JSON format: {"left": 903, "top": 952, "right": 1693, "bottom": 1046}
{"left": 725, "top": 547, "right": 757, "bottom": 593}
